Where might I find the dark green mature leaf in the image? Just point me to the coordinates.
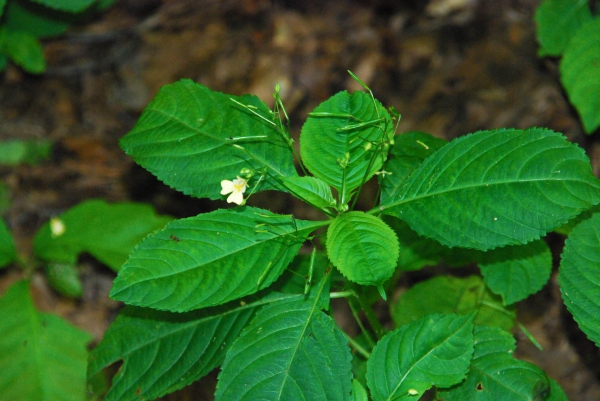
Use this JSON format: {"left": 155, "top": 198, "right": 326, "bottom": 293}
{"left": 34, "top": 199, "right": 172, "bottom": 271}
{"left": 438, "top": 326, "right": 550, "bottom": 401}
{"left": 380, "top": 128, "right": 600, "bottom": 250}
{"left": 0, "top": 219, "right": 16, "bottom": 268}
{"left": 300, "top": 90, "right": 392, "bottom": 203}
{"left": 391, "top": 275, "right": 516, "bottom": 331}
{"left": 327, "top": 211, "right": 399, "bottom": 286}
{"left": 282, "top": 176, "right": 336, "bottom": 210}
{"left": 3, "top": 0, "right": 70, "bottom": 37}
{"left": 120, "top": 79, "right": 297, "bottom": 200}
{"left": 560, "top": 19, "right": 600, "bottom": 134}
{"left": 30, "top": 0, "right": 96, "bottom": 13}
{"left": 535, "top": 0, "right": 593, "bottom": 57}
{"left": 111, "top": 207, "right": 327, "bottom": 312}
{"left": 480, "top": 240, "right": 552, "bottom": 305}
{"left": 215, "top": 272, "right": 353, "bottom": 401}
{"left": 0, "top": 27, "right": 45, "bottom": 73}
{"left": 366, "top": 313, "right": 474, "bottom": 401}
{"left": 559, "top": 212, "right": 600, "bottom": 346}
{"left": 0, "top": 280, "right": 91, "bottom": 401}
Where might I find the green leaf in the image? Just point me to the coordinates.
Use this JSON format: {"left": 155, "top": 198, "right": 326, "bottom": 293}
{"left": 0, "top": 280, "right": 91, "bottom": 401}
{"left": 120, "top": 79, "right": 297, "bottom": 200}
{"left": 559, "top": 212, "right": 600, "bottom": 346}
{"left": 352, "top": 379, "right": 368, "bottom": 401}
{"left": 300, "top": 90, "right": 392, "bottom": 202}
{"left": 282, "top": 176, "right": 336, "bottom": 210}
{"left": 111, "top": 207, "right": 326, "bottom": 312}
{"left": 45, "top": 262, "right": 82, "bottom": 298}
{"left": 380, "top": 127, "right": 600, "bottom": 250}
{"left": 547, "top": 378, "right": 568, "bottom": 401}
{"left": 88, "top": 292, "right": 272, "bottom": 401}
{"left": 0, "top": 0, "right": 6, "bottom": 17}
{"left": 34, "top": 199, "right": 172, "bottom": 271}
{"left": 534, "top": 0, "right": 593, "bottom": 57}
{"left": 479, "top": 240, "right": 552, "bottom": 305}
{"left": 30, "top": 0, "right": 96, "bottom": 13}
{"left": 0, "top": 218, "right": 17, "bottom": 268}
{"left": 366, "top": 313, "right": 474, "bottom": 401}
{"left": 3, "top": 0, "right": 71, "bottom": 38}
{"left": 438, "top": 325, "right": 550, "bottom": 401}
{"left": 215, "top": 273, "right": 353, "bottom": 401}
{"left": 0, "top": 139, "right": 52, "bottom": 165}
{"left": 326, "top": 211, "right": 399, "bottom": 286}
{"left": 0, "top": 27, "right": 45, "bottom": 74}
{"left": 560, "top": 18, "right": 600, "bottom": 134}
{"left": 391, "top": 275, "right": 516, "bottom": 331}
{"left": 380, "top": 131, "right": 447, "bottom": 204}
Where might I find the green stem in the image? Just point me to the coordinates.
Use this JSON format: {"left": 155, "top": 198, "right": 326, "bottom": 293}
{"left": 347, "top": 295, "right": 377, "bottom": 348}
{"left": 518, "top": 321, "right": 543, "bottom": 351}
{"left": 344, "top": 332, "right": 371, "bottom": 359}
{"left": 355, "top": 291, "right": 386, "bottom": 340}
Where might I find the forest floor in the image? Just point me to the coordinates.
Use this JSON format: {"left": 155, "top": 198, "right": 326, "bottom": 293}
{"left": 1, "top": 0, "right": 600, "bottom": 400}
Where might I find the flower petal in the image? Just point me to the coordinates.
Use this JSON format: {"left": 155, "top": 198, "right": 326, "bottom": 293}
{"left": 227, "top": 191, "right": 244, "bottom": 205}
{"left": 221, "top": 180, "right": 234, "bottom": 195}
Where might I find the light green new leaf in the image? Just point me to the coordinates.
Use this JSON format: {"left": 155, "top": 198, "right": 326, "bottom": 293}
{"left": 34, "top": 199, "right": 172, "bottom": 271}
{"left": 534, "top": 0, "right": 593, "bottom": 57}
{"left": 380, "top": 128, "right": 600, "bottom": 250}
{"left": 120, "top": 79, "right": 297, "bottom": 200}
{"left": 0, "top": 280, "right": 91, "bottom": 401}
{"left": 480, "top": 240, "right": 552, "bottom": 305}
{"left": 0, "top": 27, "right": 45, "bottom": 74}
{"left": 88, "top": 292, "right": 281, "bottom": 401}
{"left": 0, "top": 218, "right": 16, "bottom": 268}
{"left": 560, "top": 19, "right": 600, "bottom": 134}
{"left": 352, "top": 379, "right": 369, "bottom": 401}
{"left": 0, "top": 139, "right": 52, "bottom": 165}
{"left": 438, "top": 326, "right": 550, "bottom": 401}
{"left": 111, "top": 207, "right": 327, "bottom": 312}
{"left": 30, "top": 0, "right": 96, "bottom": 13}
{"left": 215, "top": 273, "right": 353, "bottom": 401}
{"left": 391, "top": 275, "right": 516, "bottom": 331}
{"left": 559, "top": 212, "right": 600, "bottom": 346}
{"left": 282, "top": 176, "right": 336, "bottom": 210}
{"left": 366, "top": 313, "right": 474, "bottom": 401}
{"left": 327, "top": 211, "right": 399, "bottom": 286}
{"left": 300, "top": 90, "right": 392, "bottom": 202}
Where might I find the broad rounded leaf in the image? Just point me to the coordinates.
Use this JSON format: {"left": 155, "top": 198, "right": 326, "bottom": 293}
{"left": 0, "top": 219, "right": 16, "bottom": 268}
{"left": 327, "top": 211, "right": 399, "bottom": 285}
{"left": 381, "top": 128, "right": 600, "bottom": 250}
{"left": 534, "top": 0, "right": 592, "bottom": 57}
{"left": 120, "top": 80, "right": 297, "bottom": 200}
{"left": 559, "top": 212, "right": 600, "bottom": 346}
{"left": 282, "top": 176, "right": 336, "bottom": 210}
{"left": 111, "top": 207, "right": 326, "bottom": 312}
{"left": 366, "top": 313, "right": 474, "bottom": 401}
{"left": 560, "top": 19, "right": 600, "bottom": 134}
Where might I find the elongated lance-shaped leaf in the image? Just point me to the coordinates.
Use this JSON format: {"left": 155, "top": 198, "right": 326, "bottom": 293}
{"left": 111, "top": 207, "right": 327, "bottom": 312}
{"left": 438, "top": 325, "right": 550, "bottom": 401}
{"left": 559, "top": 212, "right": 600, "bottom": 346}
{"left": 366, "top": 313, "right": 474, "bottom": 401}
{"left": 215, "top": 271, "right": 353, "bottom": 401}
{"left": 300, "top": 90, "right": 392, "bottom": 203}
{"left": 88, "top": 292, "right": 292, "bottom": 401}
{"left": 534, "top": 0, "right": 592, "bottom": 57}
{"left": 380, "top": 128, "right": 600, "bottom": 250}
{"left": 120, "top": 79, "right": 297, "bottom": 200}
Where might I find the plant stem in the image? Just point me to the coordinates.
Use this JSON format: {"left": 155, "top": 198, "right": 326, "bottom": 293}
{"left": 344, "top": 332, "right": 371, "bottom": 359}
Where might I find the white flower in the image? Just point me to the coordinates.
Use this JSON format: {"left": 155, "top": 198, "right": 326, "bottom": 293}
{"left": 220, "top": 176, "right": 248, "bottom": 205}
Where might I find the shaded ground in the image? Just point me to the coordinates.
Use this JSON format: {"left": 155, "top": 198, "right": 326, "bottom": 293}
{"left": 1, "top": 0, "right": 600, "bottom": 399}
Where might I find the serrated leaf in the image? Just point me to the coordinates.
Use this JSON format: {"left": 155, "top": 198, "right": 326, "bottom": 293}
{"left": 45, "top": 262, "right": 82, "bottom": 298}
{"left": 559, "top": 212, "right": 600, "bottom": 346}
{"left": 0, "top": 27, "right": 45, "bottom": 73}
{"left": 438, "top": 325, "right": 550, "bottom": 401}
{"left": 215, "top": 273, "right": 353, "bottom": 401}
{"left": 3, "top": 0, "right": 70, "bottom": 38}
{"left": 380, "top": 127, "right": 600, "bottom": 250}
{"left": 366, "top": 313, "right": 474, "bottom": 401}
{"left": 87, "top": 292, "right": 276, "bottom": 401}
{"left": 33, "top": 199, "right": 172, "bottom": 271}
{"left": 560, "top": 18, "right": 600, "bottom": 134}
{"left": 534, "top": 0, "right": 593, "bottom": 57}
{"left": 111, "top": 207, "right": 327, "bottom": 312}
{"left": 0, "top": 280, "right": 91, "bottom": 401}
{"left": 300, "top": 90, "right": 392, "bottom": 202}
{"left": 327, "top": 211, "right": 399, "bottom": 286}
{"left": 380, "top": 131, "right": 447, "bottom": 204}
{"left": 120, "top": 79, "right": 297, "bottom": 200}
{"left": 282, "top": 176, "right": 336, "bottom": 210}
{"left": 480, "top": 240, "right": 552, "bottom": 305}
{"left": 30, "top": 0, "right": 96, "bottom": 13}
{"left": 391, "top": 275, "right": 516, "bottom": 331}
{"left": 0, "top": 218, "right": 16, "bottom": 268}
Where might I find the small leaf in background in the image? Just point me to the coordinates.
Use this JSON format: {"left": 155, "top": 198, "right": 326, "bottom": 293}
{"left": 0, "top": 0, "right": 6, "bottom": 17}
{"left": 438, "top": 325, "right": 550, "bottom": 401}
{"left": 0, "top": 181, "right": 11, "bottom": 213}
{"left": 366, "top": 313, "right": 474, "bottom": 401}
{"left": 0, "top": 218, "right": 16, "bottom": 268}
{"left": 0, "top": 280, "right": 91, "bottom": 401}
{"left": 391, "top": 275, "right": 516, "bottom": 331}
{"left": 33, "top": 199, "right": 172, "bottom": 271}
{"left": 534, "top": 0, "right": 593, "bottom": 57}
{"left": 327, "top": 211, "right": 399, "bottom": 286}
{"left": 560, "top": 18, "right": 600, "bottom": 134}
{"left": 3, "top": 0, "right": 70, "bottom": 38}
{"left": 111, "top": 207, "right": 327, "bottom": 312}
{"left": 282, "top": 176, "right": 336, "bottom": 210}
{"left": 300, "top": 90, "right": 392, "bottom": 202}
{"left": 44, "top": 262, "right": 83, "bottom": 298}
{"left": 381, "top": 128, "right": 600, "bottom": 250}
{"left": 215, "top": 273, "right": 353, "bottom": 401}
{"left": 0, "top": 27, "right": 45, "bottom": 74}
{"left": 559, "top": 212, "right": 600, "bottom": 346}
{"left": 0, "top": 139, "right": 52, "bottom": 165}
{"left": 30, "top": 0, "right": 96, "bottom": 13}
{"left": 479, "top": 240, "right": 552, "bottom": 305}
{"left": 120, "top": 79, "right": 297, "bottom": 200}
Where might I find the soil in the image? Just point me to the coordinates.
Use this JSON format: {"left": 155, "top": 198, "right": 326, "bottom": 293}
{"left": 1, "top": 0, "right": 600, "bottom": 400}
